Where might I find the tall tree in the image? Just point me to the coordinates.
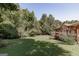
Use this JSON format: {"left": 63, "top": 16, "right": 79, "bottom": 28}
{"left": 39, "top": 14, "right": 51, "bottom": 35}
{"left": 39, "top": 14, "right": 62, "bottom": 35}
{"left": 39, "top": 14, "right": 48, "bottom": 25}
{"left": 0, "top": 3, "right": 19, "bottom": 10}
{"left": 48, "top": 14, "right": 55, "bottom": 30}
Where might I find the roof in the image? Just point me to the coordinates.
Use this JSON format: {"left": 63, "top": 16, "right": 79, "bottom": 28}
{"left": 63, "top": 22, "right": 79, "bottom": 27}
{"left": 71, "top": 22, "right": 79, "bottom": 26}
{"left": 55, "top": 21, "right": 79, "bottom": 30}
{"left": 64, "top": 23, "right": 72, "bottom": 26}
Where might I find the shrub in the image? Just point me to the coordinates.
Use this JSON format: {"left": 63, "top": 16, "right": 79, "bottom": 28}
{"left": 0, "top": 21, "right": 19, "bottom": 39}
{"left": 60, "top": 35, "right": 76, "bottom": 45}
{"left": 28, "top": 29, "right": 40, "bottom": 36}
{"left": 0, "top": 40, "right": 8, "bottom": 48}
{"left": 41, "top": 24, "right": 51, "bottom": 35}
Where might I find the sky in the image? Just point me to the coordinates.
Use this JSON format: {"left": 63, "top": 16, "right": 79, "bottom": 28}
{"left": 19, "top": 3, "right": 79, "bottom": 21}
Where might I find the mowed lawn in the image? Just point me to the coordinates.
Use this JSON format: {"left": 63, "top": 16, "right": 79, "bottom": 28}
{"left": 0, "top": 35, "right": 79, "bottom": 56}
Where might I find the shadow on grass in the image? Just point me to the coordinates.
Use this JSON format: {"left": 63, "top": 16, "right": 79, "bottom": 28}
{"left": 0, "top": 39, "right": 71, "bottom": 56}
{"left": 51, "top": 38, "right": 76, "bottom": 45}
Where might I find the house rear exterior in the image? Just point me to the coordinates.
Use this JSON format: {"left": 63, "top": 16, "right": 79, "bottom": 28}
{"left": 54, "top": 22, "right": 79, "bottom": 43}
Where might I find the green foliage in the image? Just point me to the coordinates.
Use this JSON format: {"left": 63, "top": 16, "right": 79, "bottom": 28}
{"left": 39, "top": 14, "right": 62, "bottom": 35}
{"left": 0, "top": 21, "right": 19, "bottom": 39}
{"left": 41, "top": 23, "right": 51, "bottom": 35}
{"left": 60, "top": 35, "right": 76, "bottom": 45}
{"left": 0, "top": 40, "right": 8, "bottom": 48}
{"left": 0, "top": 3, "right": 19, "bottom": 10}
{"left": 0, "top": 3, "right": 63, "bottom": 38}
{"left": 28, "top": 29, "right": 36, "bottom": 36}
{"left": 28, "top": 29, "right": 41, "bottom": 36}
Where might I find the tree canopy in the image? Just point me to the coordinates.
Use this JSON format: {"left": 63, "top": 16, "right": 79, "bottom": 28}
{"left": 0, "top": 3, "right": 19, "bottom": 10}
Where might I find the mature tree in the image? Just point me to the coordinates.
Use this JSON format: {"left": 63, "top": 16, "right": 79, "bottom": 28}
{"left": 0, "top": 3, "right": 20, "bottom": 38}
{"left": 39, "top": 14, "right": 52, "bottom": 35}
{"left": 0, "top": 3, "right": 19, "bottom": 10}
{"left": 47, "top": 14, "right": 55, "bottom": 31}
{"left": 39, "top": 14, "right": 47, "bottom": 25}
{"left": 39, "top": 14, "right": 62, "bottom": 35}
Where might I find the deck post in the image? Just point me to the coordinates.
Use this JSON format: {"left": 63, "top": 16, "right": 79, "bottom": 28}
{"left": 76, "top": 27, "right": 79, "bottom": 44}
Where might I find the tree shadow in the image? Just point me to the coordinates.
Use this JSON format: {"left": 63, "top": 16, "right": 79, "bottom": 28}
{"left": 51, "top": 38, "right": 76, "bottom": 45}
{"left": 0, "top": 39, "right": 71, "bottom": 56}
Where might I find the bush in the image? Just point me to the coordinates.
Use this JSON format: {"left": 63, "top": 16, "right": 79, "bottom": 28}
{"left": 0, "top": 40, "right": 8, "bottom": 48}
{"left": 41, "top": 24, "right": 51, "bottom": 35}
{"left": 60, "top": 35, "right": 76, "bottom": 45}
{"left": 28, "top": 29, "right": 40, "bottom": 36}
{"left": 0, "top": 21, "right": 19, "bottom": 39}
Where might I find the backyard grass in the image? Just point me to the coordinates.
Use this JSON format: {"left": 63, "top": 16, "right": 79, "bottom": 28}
{"left": 0, "top": 35, "right": 79, "bottom": 56}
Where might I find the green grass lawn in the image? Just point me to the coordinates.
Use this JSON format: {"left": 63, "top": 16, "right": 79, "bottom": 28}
{"left": 0, "top": 35, "right": 79, "bottom": 56}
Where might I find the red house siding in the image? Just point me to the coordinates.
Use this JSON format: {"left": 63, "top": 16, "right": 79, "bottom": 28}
{"left": 54, "top": 23, "right": 79, "bottom": 43}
